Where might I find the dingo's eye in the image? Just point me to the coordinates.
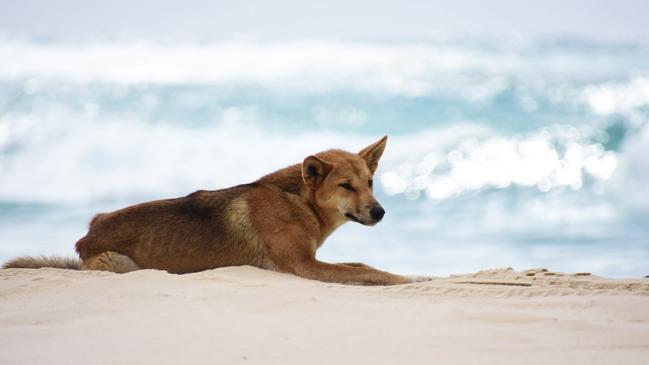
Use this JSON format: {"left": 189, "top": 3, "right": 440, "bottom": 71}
{"left": 339, "top": 183, "right": 355, "bottom": 192}
{"left": 368, "top": 179, "right": 373, "bottom": 188}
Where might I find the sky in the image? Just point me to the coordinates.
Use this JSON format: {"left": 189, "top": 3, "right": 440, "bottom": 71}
{"left": 1, "top": 0, "right": 648, "bottom": 41}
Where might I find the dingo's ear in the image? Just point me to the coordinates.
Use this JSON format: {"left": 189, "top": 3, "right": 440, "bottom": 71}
{"left": 359, "top": 135, "right": 387, "bottom": 173}
{"left": 302, "top": 155, "right": 333, "bottom": 186}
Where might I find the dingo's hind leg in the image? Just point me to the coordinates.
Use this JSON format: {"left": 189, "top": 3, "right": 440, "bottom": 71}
{"left": 82, "top": 251, "right": 140, "bottom": 273}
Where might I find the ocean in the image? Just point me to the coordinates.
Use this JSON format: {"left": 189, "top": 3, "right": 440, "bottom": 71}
{"left": 1, "top": 38, "right": 648, "bottom": 277}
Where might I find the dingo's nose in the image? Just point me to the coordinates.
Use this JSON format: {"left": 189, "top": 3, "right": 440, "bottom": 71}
{"left": 370, "top": 205, "right": 385, "bottom": 221}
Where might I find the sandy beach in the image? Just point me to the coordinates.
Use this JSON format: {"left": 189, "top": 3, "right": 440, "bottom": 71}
{"left": 1, "top": 266, "right": 648, "bottom": 365}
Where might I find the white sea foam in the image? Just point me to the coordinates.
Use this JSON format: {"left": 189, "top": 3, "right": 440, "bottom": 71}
{"left": 0, "top": 41, "right": 508, "bottom": 97}
{"left": 0, "top": 105, "right": 375, "bottom": 203}
{"left": 1, "top": 40, "right": 647, "bottom": 105}
{"left": 582, "top": 77, "right": 649, "bottom": 116}
{"left": 0, "top": 104, "right": 630, "bottom": 209}
{"left": 379, "top": 125, "right": 617, "bottom": 200}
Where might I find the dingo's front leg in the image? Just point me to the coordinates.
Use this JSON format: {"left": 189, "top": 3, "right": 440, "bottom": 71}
{"left": 266, "top": 229, "right": 410, "bottom": 285}
{"left": 292, "top": 259, "right": 411, "bottom": 286}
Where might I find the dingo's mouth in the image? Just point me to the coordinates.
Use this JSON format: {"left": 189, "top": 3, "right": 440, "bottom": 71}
{"left": 345, "top": 212, "right": 378, "bottom": 226}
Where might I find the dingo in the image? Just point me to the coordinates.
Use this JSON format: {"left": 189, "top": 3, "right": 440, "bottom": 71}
{"left": 4, "top": 136, "right": 411, "bottom": 285}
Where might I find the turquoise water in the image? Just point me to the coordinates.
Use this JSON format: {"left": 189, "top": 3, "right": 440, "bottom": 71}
{"left": 1, "top": 39, "right": 648, "bottom": 277}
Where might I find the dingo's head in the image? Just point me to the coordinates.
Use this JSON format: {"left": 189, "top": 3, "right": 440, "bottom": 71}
{"left": 302, "top": 136, "right": 387, "bottom": 226}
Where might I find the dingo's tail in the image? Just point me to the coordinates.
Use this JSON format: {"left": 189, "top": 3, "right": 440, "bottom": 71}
{"left": 2, "top": 256, "right": 82, "bottom": 270}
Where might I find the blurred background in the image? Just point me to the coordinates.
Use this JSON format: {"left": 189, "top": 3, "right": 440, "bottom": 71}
{"left": 1, "top": 0, "right": 648, "bottom": 277}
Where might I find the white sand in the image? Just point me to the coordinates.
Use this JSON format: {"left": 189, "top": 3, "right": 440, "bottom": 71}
{"left": 1, "top": 266, "right": 648, "bottom": 365}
